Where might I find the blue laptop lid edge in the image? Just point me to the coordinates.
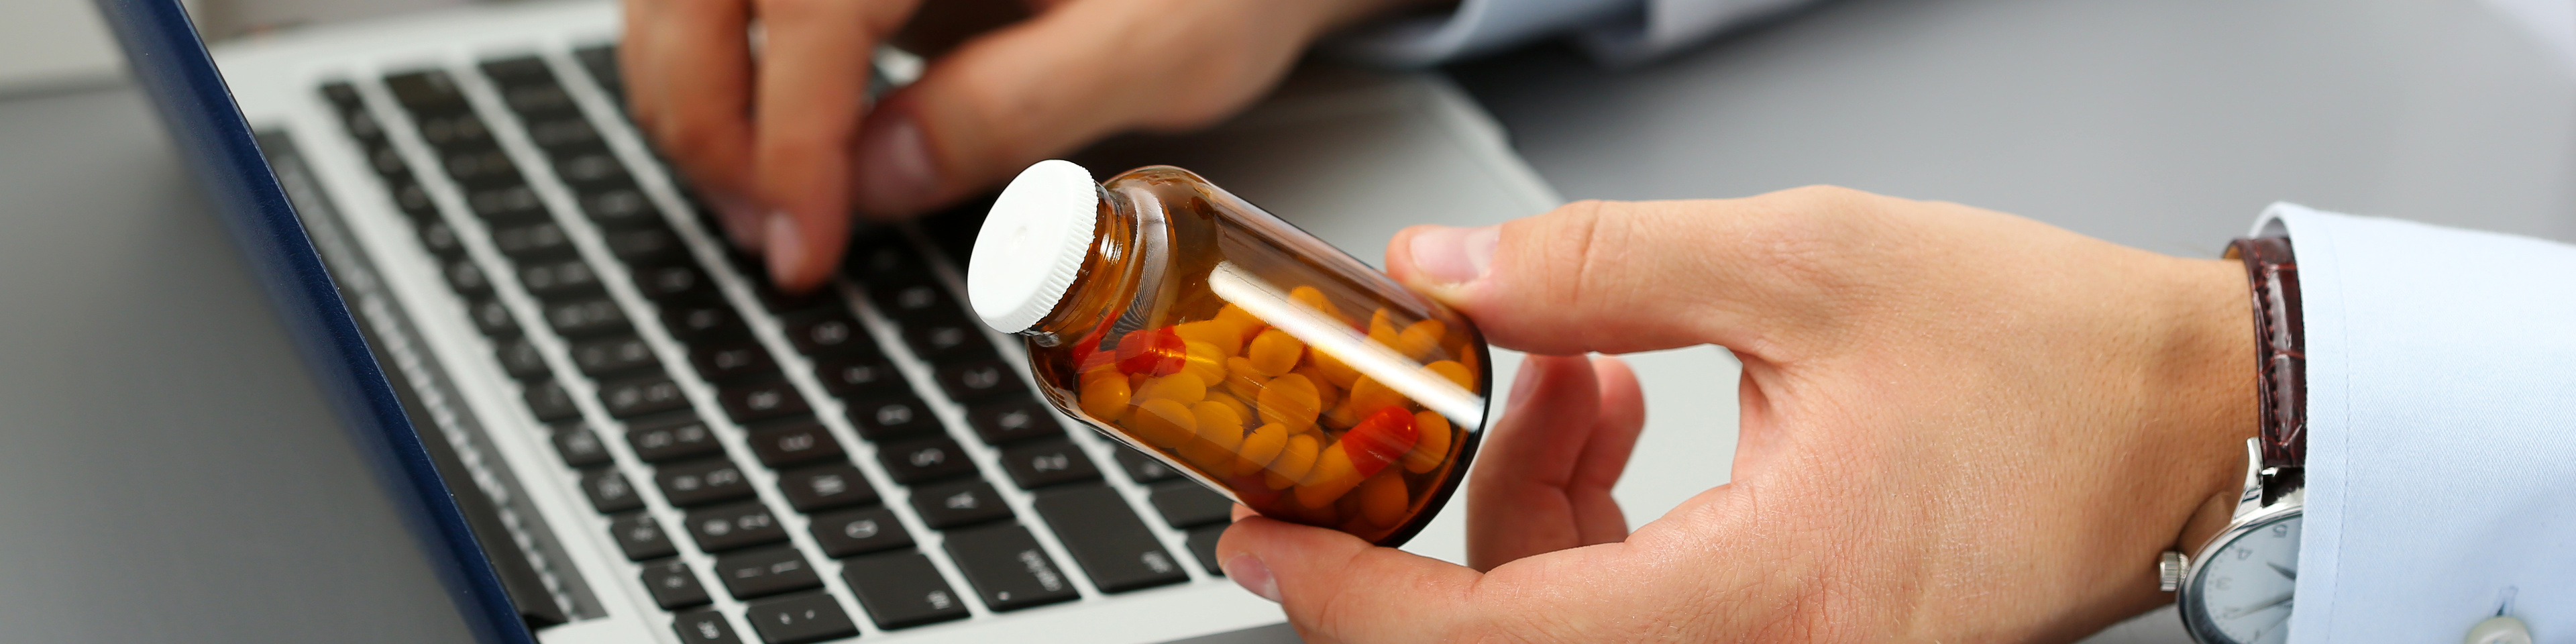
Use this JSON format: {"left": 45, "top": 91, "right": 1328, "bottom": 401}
{"left": 89, "top": 1, "right": 535, "bottom": 641}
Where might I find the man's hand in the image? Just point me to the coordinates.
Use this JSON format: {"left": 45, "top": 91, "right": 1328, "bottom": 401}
{"left": 1216, "top": 187, "right": 2261, "bottom": 643}
{"left": 619, "top": 0, "right": 1429, "bottom": 292}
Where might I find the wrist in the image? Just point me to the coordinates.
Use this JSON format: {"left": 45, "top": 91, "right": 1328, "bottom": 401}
{"left": 2164, "top": 258, "right": 2261, "bottom": 555}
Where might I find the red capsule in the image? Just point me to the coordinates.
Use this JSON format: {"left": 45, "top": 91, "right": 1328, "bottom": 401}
{"left": 1115, "top": 327, "right": 1188, "bottom": 376}
{"left": 1340, "top": 407, "right": 1418, "bottom": 479}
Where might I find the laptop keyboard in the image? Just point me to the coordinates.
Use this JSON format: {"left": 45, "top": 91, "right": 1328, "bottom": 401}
{"left": 311, "top": 46, "right": 1236, "bottom": 642}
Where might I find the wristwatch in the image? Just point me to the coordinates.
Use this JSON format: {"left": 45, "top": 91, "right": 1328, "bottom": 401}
{"left": 2161, "top": 231, "right": 2306, "bottom": 644}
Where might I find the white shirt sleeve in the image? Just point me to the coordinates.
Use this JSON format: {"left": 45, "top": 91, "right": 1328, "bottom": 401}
{"left": 2265, "top": 203, "right": 2576, "bottom": 642}
{"left": 1334, "top": 0, "right": 1815, "bottom": 68}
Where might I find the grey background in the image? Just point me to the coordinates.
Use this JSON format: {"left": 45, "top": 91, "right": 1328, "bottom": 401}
{"left": 0, "top": 0, "right": 2567, "bottom": 642}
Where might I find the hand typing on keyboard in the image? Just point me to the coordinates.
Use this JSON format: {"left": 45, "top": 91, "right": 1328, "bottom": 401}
{"left": 615, "top": 0, "right": 1445, "bottom": 292}
{"left": 1216, "top": 189, "right": 2264, "bottom": 643}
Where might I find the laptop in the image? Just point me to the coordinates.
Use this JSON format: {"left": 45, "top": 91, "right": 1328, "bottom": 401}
{"left": 88, "top": 0, "right": 1629, "bottom": 642}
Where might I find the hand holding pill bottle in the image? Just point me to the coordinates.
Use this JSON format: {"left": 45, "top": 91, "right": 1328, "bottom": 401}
{"left": 967, "top": 160, "right": 1486, "bottom": 545}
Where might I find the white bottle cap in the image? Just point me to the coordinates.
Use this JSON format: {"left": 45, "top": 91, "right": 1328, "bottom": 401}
{"left": 967, "top": 160, "right": 1100, "bottom": 333}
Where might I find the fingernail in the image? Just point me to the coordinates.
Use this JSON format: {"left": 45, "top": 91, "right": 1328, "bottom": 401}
{"left": 708, "top": 193, "right": 767, "bottom": 252}
{"left": 1507, "top": 360, "right": 1544, "bottom": 404}
{"left": 855, "top": 111, "right": 936, "bottom": 213}
{"left": 765, "top": 212, "right": 806, "bottom": 286}
{"left": 1222, "top": 553, "right": 1279, "bottom": 603}
{"left": 1407, "top": 225, "right": 1499, "bottom": 286}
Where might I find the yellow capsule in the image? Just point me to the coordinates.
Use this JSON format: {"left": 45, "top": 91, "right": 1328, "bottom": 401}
{"left": 1173, "top": 320, "right": 1245, "bottom": 357}
{"left": 1234, "top": 423, "right": 1288, "bottom": 477}
{"left": 1344, "top": 376, "right": 1409, "bottom": 419}
{"left": 1245, "top": 329, "right": 1303, "bottom": 376}
{"left": 1223, "top": 356, "right": 1269, "bottom": 399}
{"left": 1216, "top": 303, "right": 1263, "bottom": 333}
{"left": 1367, "top": 309, "right": 1399, "bottom": 347}
{"left": 1191, "top": 400, "right": 1248, "bottom": 447}
{"left": 1403, "top": 411, "right": 1451, "bottom": 473}
{"left": 1264, "top": 433, "right": 1319, "bottom": 490}
{"left": 1210, "top": 394, "right": 1255, "bottom": 429}
{"left": 1295, "top": 441, "right": 1364, "bottom": 508}
{"left": 1135, "top": 373, "right": 1208, "bottom": 405}
{"left": 1294, "top": 366, "right": 1342, "bottom": 419}
{"left": 1307, "top": 346, "right": 1361, "bottom": 389}
{"left": 1397, "top": 319, "right": 1446, "bottom": 361}
{"left": 1128, "top": 398, "right": 1197, "bottom": 449}
{"left": 1079, "top": 374, "right": 1132, "bottom": 423}
{"left": 1287, "top": 285, "right": 1342, "bottom": 320}
{"left": 1179, "top": 340, "right": 1227, "bottom": 386}
{"left": 1256, "top": 374, "right": 1322, "bottom": 433}
{"left": 1359, "top": 472, "right": 1409, "bottom": 527}
{"left": 1424, "top": 360, "right": 1474, "bottom": 390}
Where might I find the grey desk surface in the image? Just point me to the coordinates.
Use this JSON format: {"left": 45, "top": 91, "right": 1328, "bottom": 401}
{"left": 1, "top": 0, "right": 2567, "bottom": 642}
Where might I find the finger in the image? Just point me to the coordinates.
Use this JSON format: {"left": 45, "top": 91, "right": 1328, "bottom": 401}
{"left": 1216, "top": 516, "right": 1483, "bottom": 643}
{"left": 747, "top": 0, "right": 920, "bottom": 291}
{"left": 847, "top": 0, "right": 1334, "bottom": 217}
{"left": 1570, "top": 355, "right": 1645, "bottom": 543}
{"left": 1384, "top": 189, "right": 1895, "bottom": 358}
{"left": 1464, "top": 354, "right": 1601, "bottom": 570}
{"left": 629, "top": 0, "right": 760, "bottom": 248}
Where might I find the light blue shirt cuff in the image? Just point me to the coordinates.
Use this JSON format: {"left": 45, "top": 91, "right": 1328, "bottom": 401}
{"left": 1331, "top": 0, "right": 1641, "bottom": 68}
{"left": 2267, "top": 203, "right": 2576, "bottom": 643}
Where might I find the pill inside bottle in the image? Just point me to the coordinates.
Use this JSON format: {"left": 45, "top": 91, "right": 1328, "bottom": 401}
{"left": 966, "top": 160, "right": 1488, "bottom": 546}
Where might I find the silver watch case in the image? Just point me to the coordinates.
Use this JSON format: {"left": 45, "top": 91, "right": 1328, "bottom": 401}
{"left": 2171, "top": 437, "right": 2306, "bottom": 643}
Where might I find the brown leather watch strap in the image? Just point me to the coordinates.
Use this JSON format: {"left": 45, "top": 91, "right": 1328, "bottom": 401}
{"left": 2226, "top": 234, "right": 2306, "bottom": 472}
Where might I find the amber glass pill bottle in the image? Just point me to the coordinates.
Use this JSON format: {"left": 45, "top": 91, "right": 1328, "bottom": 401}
{"left": 966, "top": 160, "right": 1488, "bottom": 546}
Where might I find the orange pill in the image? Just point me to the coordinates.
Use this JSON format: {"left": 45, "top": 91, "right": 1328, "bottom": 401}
{"left": 1295, "top": 442, "right": 1362, "bottom": 508}
{"left": 1173, "top": 320, "right": 1246, "bottom": 357}
{"left": 1216, "top": 303, "right": 1263, "bottom": 334}
{"left": 1179, "top": 340, "right": 1227, "bottom": 386}
{"left": 1264, "top": 433, "right": 1319, "bottom": 489}
{"left": 1235, "top": 423, "right": 1288, "bottom": 477}
{"left": 1287, "top": 285, "right": 1341, "bottom": 320}
{"left": 1424, "top": 360, "right": 1474, "bottom": 390}
{"left": 1359, "top": 472, "right": 1409, "bottom": 527}
{"left": 1307, "top": 347, "right": 1360, "bottom": 389}
{"left": 1245, "top": 329, "right": 1303, "bottom": 376}
{"left": 1192, "top": 400, "right": 1248, "bottom": 447}
{"left": 1223, "top": 356, "right": 1269, "bottom": 398}
{"left": 1135, "top": 373, "right": 1208, "bottom": 405}
{"left": 1403, "top": 411, "right": 1451, "bottom": 473}
{"left": 1397, "top": 319, "right": 1445, "bottom": 360}
{"left": 1128, "top": 398, "right": 1198, "bottom": 447}
{"left": 1344, "top": 376, "right": 1409, "bottom": 419}
{"left": 1367, "top": 309, "right": 1400, "bottom": 347}
{"left": 1293, "top": 366, "right": 1342, "bottom": 424}
{"left": 1256, "top": 374, "right": 1322, "bottom": 433}
{"left": 1210, "top": 394, "right": 1255, "bottom": 429}
{"left": 1079, "top": 374, "right": 1132, "bottom": 423}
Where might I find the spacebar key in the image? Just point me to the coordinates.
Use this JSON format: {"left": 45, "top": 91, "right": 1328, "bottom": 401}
{"left": 1032, "top": 484, "right": 1187, "bottom": 593}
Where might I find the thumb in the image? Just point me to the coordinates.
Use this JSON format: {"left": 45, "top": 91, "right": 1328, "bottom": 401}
{"left": 1215, "top": 517, "right": 1484, "bottom": 643}
{"left": 1387, "top": 191, "right": 1878, "bottom": 356}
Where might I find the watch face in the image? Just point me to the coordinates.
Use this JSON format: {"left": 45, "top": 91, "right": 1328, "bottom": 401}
{"left": 2182, "top": 513, "right": 2302, "bottom": 644}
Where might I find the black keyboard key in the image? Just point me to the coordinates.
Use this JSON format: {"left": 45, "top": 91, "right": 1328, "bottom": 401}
{"left": 478, "top": 56, "right": 552, "bottom": 83}
{"left": 498, "top": 81, "right": 579, "bottom": 119}
{"left": 716, "top": 379, "right": 810, "bottom": 423}
{"left": 779, "top": 308, "right": 871, "bottom": 356}
{"left": 684, "top": 502, "right": 788, "bottom": 552}
{"left": 1185, "top": 525, "right": 1226, "bottom": 576}
{"left": 319, "top": 80, "right": 363, "bottom": 111}
{"left": 744, "top": 417, "right": 844, "bottom": 468}
{"left": 776, "top": 463, "right": 879, "bottom": 513}
{"left": 639, "top": 559, "right": 712, "bottom": 610}
{"left": 909, "top": 479, "right": 1011, "bottom": 529}
{"left": 1113, "top": 445, "right": 1179, "bottom": 484}
{"left": 845, "top": 394, "right": 936, "bottom": 441}
{"left": 610, "top": 513, "right": 680, "bottom": 561}
{"left": 919, "top": 197, "right": 990, "bottom": 262}
{"left": 932, "top": 360, "right": 1020, "bottom": 402}
{"left": 877, "top": 435, "right": 975, "bottom": 484}
{"left": 602, "top": 224, "right": 682, "bottom": 262}
{"left": 631, "top": 262, "right": 717, "bottom": 301}
{"left": 414, "top": 112, "right": 493, "bottom": 150}
{"left": 1034, "top": 485, "right": 1187, "bottom": 592}
{"left": 839, "top": 551, "right": 968, "bottom": 630}
{"left": 467, "top": 297, "right": 521, "bottom": 337}
{"left": 574, "top": 45, "right": 623, "bottom": 97}
{"left": 517, "top": 258, "right": 604, "bottom": 299}
{"left": 661, "top": 299, "right": 748, "bottom": 341}
{"left": 867, "top": 280, "right": 958, "bottom": 324}
{"left": 525, "top": 116, "right": 602, "bottom": 150}
{"left": 542, "top": 296, "right": 631, "bottom": 337}
{"left": 466, "top": 184, "right": 546, "bottom": 223}
{"left": 580, "top": 183, "right": 660, "bottom": 228}
{"left": 900, "top": 318, "right": 991, "bottom": 364}
{"left": 489, "top": 220, "right": 576, "bottom": 259}
{"left": 441, "top": 256, "right": 491, "bottom": 297}
{"left": 808, "top": 506, "right": 911, "bottom": 558}
{"left": 552, "top": 149, "right": 629, "bottom": 187}
{"left": 712, "top": 546, "right": 822, "bottom": 600}
{"left": 367, "top": 144, "right": 411, "bottom": 179}
{"left": 942, "top": 523, "right": 1079, "bottom": 611}
{"left": 671, "top": 607, "right": 742, "bottom": 644}
{"left": 596, "top": 373, "right": 690, "bottom": 419}
{"left": 441, "top": 148, "right": 522, "bottom": 188}
{"left": 550, "top": 422, "right": 611, "bottom": 468}
{"left": 743, "top": 592, "right": 858, "bottom": 644}
{"left": 811, "top": 354, "right": 901, "bottom": 396}
{"left": 1148, "top": 481, "right": 1233, "bottom": 529}
{"left": 655, "top": 458, "right": 756, "bottom": 507}
{"left": 998, "top": 438, "right": 1099, "bottom": 490}
{"left": 384, "top": 70, "right": 468, "bottom": 112}
{"left": 580, "top": 468, "right": 645, "bottom": 513}
{"left": 495, "top": 337, "right": 550, "bottom": 381}
{"left": 417, "top": 218, "right": 466, "bottom": 258}
{"left": 390, "top": 180, "right": 437, "bottom": 219}
{"left": 839, "top": 232, "right": 921, "bottom": 281}
{"left": 965, "top": 396, "right": 1061, "bottom": 445}
{"left": 569, "top": 334, "right": 659, "bottom": 377}
{"left": 627, "top": 413, "right": 724, "bottom": 463}
{"left": 523, "top": 379, "right": 579, "bottom": 422}
{"left": 689, "top": 339, "right": 776, "bottom": 384}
